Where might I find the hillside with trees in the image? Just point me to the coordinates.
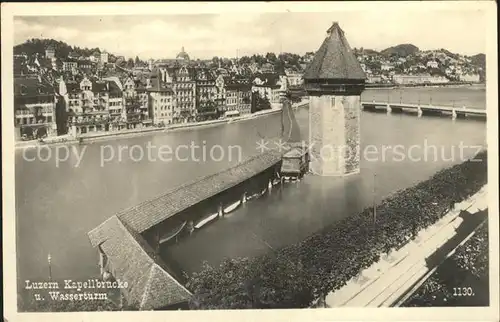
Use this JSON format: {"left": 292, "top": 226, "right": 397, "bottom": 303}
{"left": 14, "top": 38, "right": 104, "bottom": 59}
{"left": 470, "top": 53, "right": 486, "bottom": 70}
{"left": 381, "top": 44, "right": 420, "bottom": 57}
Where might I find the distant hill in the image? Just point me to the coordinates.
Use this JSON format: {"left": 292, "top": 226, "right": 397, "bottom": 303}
{"left": 14, "top": 38, "right": 103, "bottom": 60}
{"left": 381, "top": 44, "right": 419, "bottom": 57}
{"left": 437, "top": 48, "right": 460, "bottom": 60}
{"left": 470, "top": 53, "right": 486, "bottom": 69}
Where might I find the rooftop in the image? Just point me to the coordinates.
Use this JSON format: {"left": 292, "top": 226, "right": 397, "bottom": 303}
{"left": 304, "top": 22, "right": 366, "bottom": 80}
{"left": 252, "top": 72, "right": 281, "bottom": 87}
{"left": 14, "top": 77, "right": 55, "bottom": 98}
{"left": 87, "top": 216, "right": 192, "bottom": 309}
{"left": 106, "top": 150, "right": 282, "bottom": 234}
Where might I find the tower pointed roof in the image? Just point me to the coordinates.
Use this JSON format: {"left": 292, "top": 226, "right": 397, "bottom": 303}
{"left": 304, "top": 22, "right": 365, "bottom": 80}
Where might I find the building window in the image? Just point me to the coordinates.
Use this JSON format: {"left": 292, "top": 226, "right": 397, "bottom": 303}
{"left": 331, "top": 97, "right": 337, "bottom": 109}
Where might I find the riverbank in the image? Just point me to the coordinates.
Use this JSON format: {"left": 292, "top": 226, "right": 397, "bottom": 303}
{"left": 186, "top": 150, "right": 488, "bottom": 309}
{"left": 365, "top": 82, "right": 480, "bottom": 89}
{"left": 15, "top": 107, "right": 283, "bottom": 149}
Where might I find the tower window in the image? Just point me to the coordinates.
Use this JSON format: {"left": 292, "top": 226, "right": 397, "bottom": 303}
{"left": 331, "top": 97, "right": 337, "bottom": 109}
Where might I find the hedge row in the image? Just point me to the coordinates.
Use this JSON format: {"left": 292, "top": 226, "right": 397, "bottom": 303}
{"left": 186, "top": 151, "right": 488, "bottom": 309}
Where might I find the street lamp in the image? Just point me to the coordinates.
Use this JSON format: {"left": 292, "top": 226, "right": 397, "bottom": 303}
{"left": 48, "top": 253, "right": 52, "bottom": 281}
{"left": 373, "top": 173, "right": 377, "bottom": 225}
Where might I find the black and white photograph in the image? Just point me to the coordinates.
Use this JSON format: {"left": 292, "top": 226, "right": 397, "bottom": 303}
{"left": 2, "top": 2, "right": 498, "bottom": 321}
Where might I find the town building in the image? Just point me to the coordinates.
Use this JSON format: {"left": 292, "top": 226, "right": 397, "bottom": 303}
{"left": 251, "top": 72, "right": 286, "bottom": 108}
{"left": 14, "top": 76, "right": 57, "bottom": 140}
{"left": 426, "top": 60, "right": 439, "bottom": 69}
{"left": 119, "top": 76, "right": 152, "bottom": 128}
{"left": 78, "top": 60, "right": 93, "bottom": 72}
{"left": 224, "top": 81, "right": 252, "bottom": 115}
{"left": 68, "top": 51, "right": 80, "bottom": 60}
{"left": 459, "top": 73, "right": 480, "bottom": 83}
{"left": 261, "top": 62, "right": 275, "bottom": 73}
{"left": 64, "top": 80, "right": 110, "bottom": 135}
{"left": 148, "top": 76, "right": 176, "bottom": 126}
{"left": 122, "top": 76, "right": 137, "bottom": 98}
{"left": 14, "top": 56, "right": 29, "bottom": 77}
{"left": 392, "top": 73, "right": 450, "bottom": 85}
{"left": 366, "top": 75, "right": 382, "bottom": 83}
{"left": 172, "top": 66, "right": 196, "bottom": 123}
{"left": 195, "top": 68, "right": 218, "bottom": 121}
{"left": 45, "top": 46, "right": 55, "bottom": 59}
{"left": 176, "top": 46, "right": 190, "bottom": 62}
{"left": 381, "top": 63, "right": 394, "bottom": 71}
{"left": 89, "top": 51, "right": 100, "bottom": 63}
{"left": 285, "top": 69, "right": 304, "bottom": 87}
{"left": 248, "top": 62, "right": 260, "bottom": 74}
{"left": 61, "top": 76, "right": 125, "bottom": 135}
{"left": 135, "top": 80, "right": 152, "bottom": 126}
{"left": 215, "top": 74, "right": 228, "bottom": 110}
{"left": 100, "top": 51, "right": 109, "bottom": 64}
{"left": 151, "top": 47, "right": 193, "bottom": 70}
{"left": 155, "top": 66, "right": 196, "bottom": 124}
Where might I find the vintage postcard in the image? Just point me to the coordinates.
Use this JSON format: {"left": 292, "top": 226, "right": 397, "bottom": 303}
{"left": 2, "top": 2, "right": 498, "bottom": 321}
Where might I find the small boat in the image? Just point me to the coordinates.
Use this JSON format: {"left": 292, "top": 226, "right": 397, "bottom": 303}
{"left": 159, "top": 221, "right": 187, "bottom": 244}
{"left": 194, "top": 213, "right": 219, "bottom": 229}
{"left": 246, "top": 187, "right": 268, "bottom": 200}
{"left": 223, "top": 200, "right": 241, "bottom": 214}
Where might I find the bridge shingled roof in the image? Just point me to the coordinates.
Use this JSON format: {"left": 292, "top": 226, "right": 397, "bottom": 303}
{"left": 303, "top": 22, "right": 366, "bottom": 81}
{"left": 88, "top": 216, "right": 192, "bottom": 309}
{"left": 96, "top": 150, "right": 283, "bottom": 235}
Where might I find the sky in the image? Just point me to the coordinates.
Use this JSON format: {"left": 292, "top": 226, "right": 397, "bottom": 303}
{"left": 13, "top": 10, "right": 487, "bottom": 60}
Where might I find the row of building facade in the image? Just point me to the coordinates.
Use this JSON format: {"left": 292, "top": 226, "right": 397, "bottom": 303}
{"left": 14, "top": 67, "right": 288, "bottom": 140}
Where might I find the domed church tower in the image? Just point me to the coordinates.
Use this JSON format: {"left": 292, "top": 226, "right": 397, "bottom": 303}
{"left": 303, "top": 22, "right": 366, "bottom": 176}
{"left": 176, "top": 46, "right": 190, "bottom": 61}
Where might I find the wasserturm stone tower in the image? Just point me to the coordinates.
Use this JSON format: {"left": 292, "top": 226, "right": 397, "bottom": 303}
{"left": 304, "top": 22, "right": 366, "bottom": 176}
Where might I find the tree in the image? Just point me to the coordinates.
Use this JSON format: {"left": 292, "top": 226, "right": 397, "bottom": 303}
{"left": 265, "top": 52, "right": 277, "bottom": 63}
{"left": 251, "top": 92, "right": 272, "bottom": 113}
{"left": 212, "top": 56, "right": 219, "bottom": 66}
{"left": 135, "top": 56, "right": 140, "bottom": 66}
{"left": 251, "top": 54, "right": 266, "bottom": 66}
{"left": 127, "top": 58, "right": 134, "bottom": 69}
{"left": 239, "top": 56, "right": 251, "bottom": 65}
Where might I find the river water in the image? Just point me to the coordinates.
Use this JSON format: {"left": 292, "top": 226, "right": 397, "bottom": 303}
{"left": 15, "top": 86, "right": 486, "bottom": 290}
